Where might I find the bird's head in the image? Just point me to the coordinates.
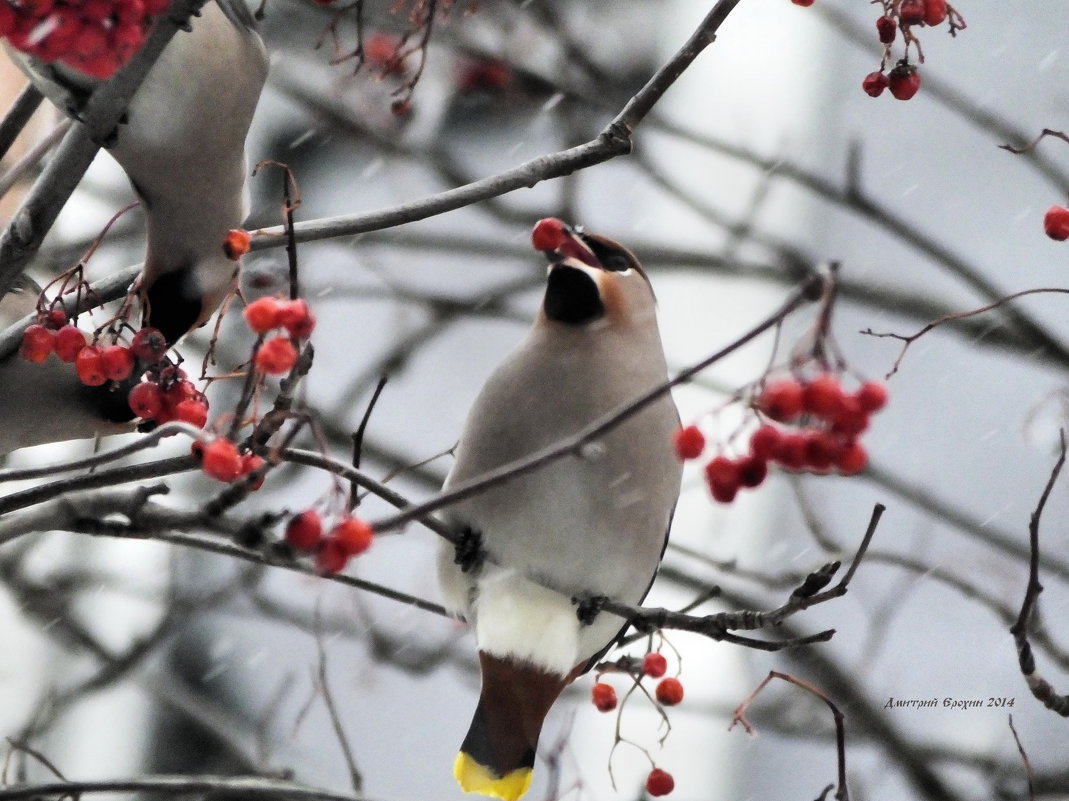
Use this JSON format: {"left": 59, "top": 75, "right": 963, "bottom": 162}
{"left": 531, "top": 217, "right": 655, "bottom": 329}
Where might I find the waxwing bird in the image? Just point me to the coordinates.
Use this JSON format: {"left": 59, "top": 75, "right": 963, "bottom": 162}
{"left": 0, "top": 276, "right": 133, "bottom": 455}
{"left": 11, "top": 0, "right": 269, "bottom": 344}
{"left": 438, "top": 220, "right": 683, "bottom": 801}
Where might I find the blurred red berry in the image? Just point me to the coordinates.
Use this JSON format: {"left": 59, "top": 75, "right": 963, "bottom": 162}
{"left": 279, "top": 299, "right": 316, "bottom": 339}
{"left": 591, "top": 682, "right": 617, "bottom": 712}
{"left": 855, "top": 381, "right": 889, "bottom": 413}
{"left": 201, "top": 438, "right": 242, "bottom": 482}
{"left": 315, "top": 538, "right": 350, "bottom": 574}
{"left": 804, "top": 432, "right": 838, "bottom": 472}
{"left": 899, "top": 0, "right": 924, "bottom": 24}
{"left": 243, "top": 297, "right": 283, "bottom": 334}
{"left": 45, "top": 308, "right": 67, "bottom": 329}
{"left": 804, "top": 374, "right": 846, "bottom": 419}
{"left": 20, "top": 324, "right": 55, "bottom": 363}
{"left": 862, "top": 71, "right": 889, "bottom": 97}
{"left": 286, "top": 510, "right": 323, "bottom": 551}
{"left": 1043, "top": 205, "right": 1069, "bottom": 241}
{"left": 131, "top": 327, "right": 168, "bottom": 361}
{"left": 790, "top": 0, "right": 815, "bottom": 5}
{"left": 737, "top": 455, "right": 768, "bottom": 488}
{"left": 831, "top": 399, "right": 870, "bottom": 438}
{"left": 173, "top": 398, "right": 209, "bottom": 428}
{"left": 836, "top": 441, "right": 868, "bottom": 475}
{"left": 331, "top": 517, "right": 374, "bottom": 556}
{"left": 642, "top": 652, "right": 668, "bottom": 678}
{"left": 923, "top": 0, "right": 947, "bottom": 25}
{"left": 749, "top": 425, "right": 782, "bottom": 460}
{"left": 875, "top": 16, "right": 896, "bottom": 43}
{"left": 704, "top": 456, "right": 739, "bottom": 490}
{"left": 239, "top": 453, "right": 266, "bottom": 490}
{"left": 758, "top": 379, "right": 805, "bottom": 421}
{"left": 655, "top": 677, "right": 684, "bottom": 706}
{"left": 646, "top": 769, "right": 675, "bottom": 797}
{"left": 672, "top": 425, "right": 705, "bottom": 460}
{"left": 223, "top": 228, "right": 252, "bottom": 260}
{"left": 255, "top": 336, "right": 298, "bottom": 374}
{"left": 773, "top": 432, "right": 809, "bottom": 470}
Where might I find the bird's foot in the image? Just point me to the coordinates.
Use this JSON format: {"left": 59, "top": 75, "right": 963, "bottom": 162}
{"left": 453, "top": 525, "right": 486, "bottom": 574}
{"left": 575, "top": 594, "right": 607, "bottom": 626}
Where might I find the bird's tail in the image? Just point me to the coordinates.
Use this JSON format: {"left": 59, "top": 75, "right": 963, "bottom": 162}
{"left": 454, "top": 652, "right": 572, "bottom": 801}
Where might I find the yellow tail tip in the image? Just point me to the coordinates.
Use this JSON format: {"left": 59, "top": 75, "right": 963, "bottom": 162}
{"left": 453, "top": 752, "right": 533, "bottom": 801}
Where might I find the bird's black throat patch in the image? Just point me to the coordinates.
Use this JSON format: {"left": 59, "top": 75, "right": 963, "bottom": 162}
{"left": 543, "top": 266, "right": 604, "bottom": 326}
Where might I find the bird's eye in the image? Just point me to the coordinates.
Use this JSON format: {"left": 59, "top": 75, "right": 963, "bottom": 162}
{"left": 601, "top": 254, "right": 631, "bottom": 273}
{"left": 578, "top": 234, "right": 637, "bottom": 273}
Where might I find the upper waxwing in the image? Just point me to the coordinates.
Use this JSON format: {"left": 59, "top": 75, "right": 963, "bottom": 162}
{"left": 438, "top": 222, "right": 683, "bottom": 801}
{"left": 0, "top": 275, "right": 132, "bottom": 455}
{"left": 11, "top": 0, "right": 269, "bottom": 344}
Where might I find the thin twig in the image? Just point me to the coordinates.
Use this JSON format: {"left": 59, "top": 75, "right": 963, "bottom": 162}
{"left": 1007, "top": 715, "right": 1036, "bottom": 801}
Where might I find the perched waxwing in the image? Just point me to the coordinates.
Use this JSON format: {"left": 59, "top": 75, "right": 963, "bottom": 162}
{"left": 438, "top": 219, "right": 683, "bottom": 801}
{"left": 0, "top": 275, "right": 132, "bottom": 455}
{"left": 11, "top": 0, "right": 269, "bottom": 344}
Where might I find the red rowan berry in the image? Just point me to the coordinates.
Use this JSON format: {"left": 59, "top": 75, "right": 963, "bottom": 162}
{"left": 642, "top": 652, "right": 668, "bottom": 678}
{"left": 737, "top": 455, "right": 768, "bottom": 488}
{"left": 875, "top": 16, "right": 896, "bottom": 43}
{"left": 646, "top": 769, "right": 675, "bottom": 797}
{"left": 223, "top": 228, "right": 251, "bottom": 260}
{"left": 835, "top": 440, "right": 868, "bottom": 475}
{"left": 830, "top": 399, "right": 870, "bottom": 438}
{"left": 279, "top": 299, "right": 316, "bottom": 339}
{"left": 331, "top": 517, "right": 374, "bottom": 556}
{"left": 888, "top": 63, "right": 921, "bottom": 100}
{"left": 1043, "top": 205, "right": 1069, "bottom": 241}
{"left": 773, "top": 432, "right": 809, "bottom": 470}
{"left": 790, "top": 0, "right": 815, "bottom": 6}
{"left": 243, "top": 297, "right": 283, "bottom": 334}
{"left": 855, "top": 381, "right": 889, "bottom": 413}
{"left": 704, "top": 456, "right": 739, "bottom": 490}
{"left": 672, "top": 425, "right": 705, "bottom": 460}
{"left": 286, "top": 510, "right": 323, "bottom": 551}
{"left": 655, "top": 677, "right": 684, "bottom": 706}
{"left": 923, "top": 0, "right": 947, "bottom": 25}
{"left": 54, "top": 325, "right": 87, "bottom": 362}
{"left": 804, "top": 432, "right": 838, "bottom": 472}
{"left": 862, "top": 71, "right": 889, "bottom": 97}
{"left": 531, "top": 218, "right": 568, "bottom": 252}
{"left": 20, "top": 324, "right": 55, "bottom": 363}
{"left": 172, "top": 398, "right": 209, "bottom": 428}
{"left": 315, "top": 538, "right": 350, "bottom": 574}
{"left": 127, "top": 381, "right": 163, "bottom": 420}
{"left": 749, "top": 425, "right": 782, "bottom": 460}
{"left": 201, "top": 438, "right": 242, "bottom": 482}
{"left": 130, "top": 327, "right": 167, "bottom": 361}
{"left": 239, "top": 453, "right": 266, "bottom": 490}
{"left": 255, "top": 336, "right": 298, "bottom": 374}
{"left": 804, "top": 374, "right": 846, "bottom": 419}
{"left": 75, "top": 345, "right": 107, "bottom": 386}
{"left": 100, "top": 345, "right": 135, "bottom": 381}
{"left": 591, "top": 682, "right": 617, "bottom": 712}
{"left": 45, "top": 308, "right": 67, "bottom": 329}
{"left": 899, "top": 0, "right": 924, "bottom": 24}
{"left": 758, "top": 379, "right": 805, "bottom": 421}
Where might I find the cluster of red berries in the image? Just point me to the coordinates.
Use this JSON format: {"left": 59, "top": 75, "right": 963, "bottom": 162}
{"left": 591, "top": 653, "right": 683, "bottom": 714}
{"left": 243, "top": 296, "right": 315, "bottom": 375}
{"left": 0, "top": 0, "right": 168, "bottom": 80}
{"left": 675, "top": 374, "right": 888, "bottom": 503}
{"left": 592, "top": 653, "right": 682, "bottom": 795}
{"left": 858, "top": 1, "right": 958, "bottom": 101}
{"left": 129, "top": 359, "right": 210, "bottom": 428}
{"left": 1044, "top": 205, "right": 1069, "bottom": 241}
{"left": 284, "top": 509, "right": 375, "bottom": 574}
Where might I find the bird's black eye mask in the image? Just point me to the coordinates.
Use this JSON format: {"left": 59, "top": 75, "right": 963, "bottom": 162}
{"left": 543, "top": 265, "right": 604, "bottom": 326}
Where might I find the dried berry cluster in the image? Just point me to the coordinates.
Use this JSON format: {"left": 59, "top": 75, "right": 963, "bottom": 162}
{"left": 284, "top": 509, "right": 375, "bottom": 574}
{"left": 591, "top": 652, "right": 682, "bottom": 796}
{"left": 675, "top": 374, "right": 888, "bottom": 504}
{"left": 0, "top": 0, "right": 168, "bottom": 80}
{"left": 859, "top": 0, "right": 964, "bottom": 101}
